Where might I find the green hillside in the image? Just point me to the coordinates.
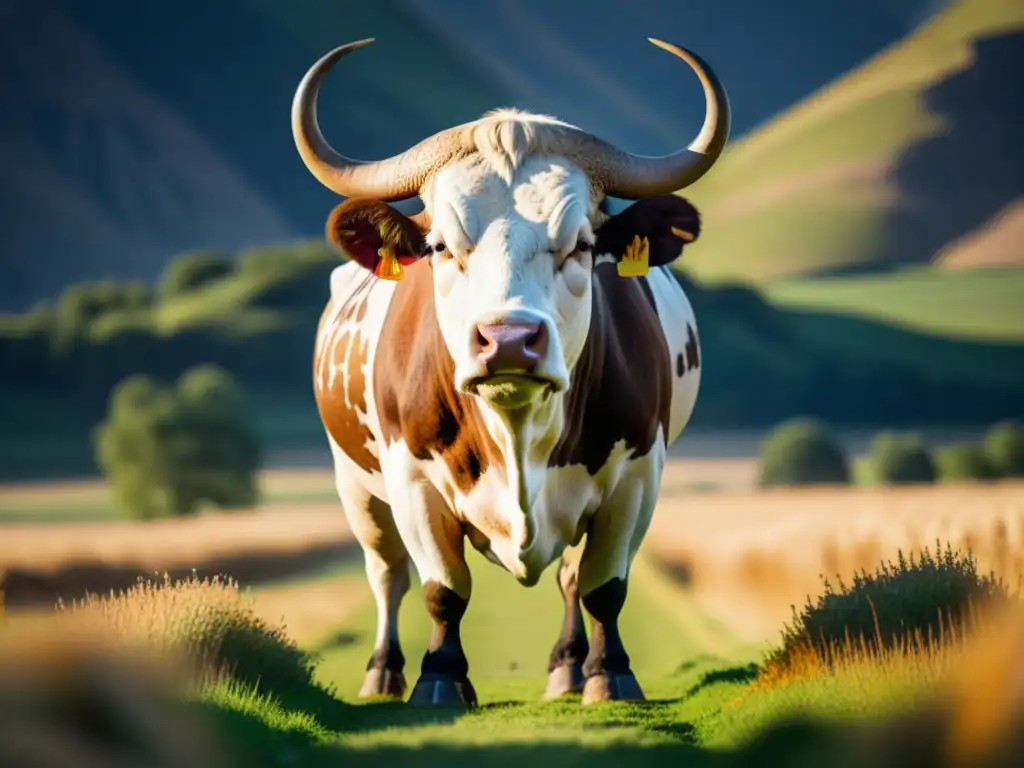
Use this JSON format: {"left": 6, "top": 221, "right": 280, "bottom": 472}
{"left": 679, "top": 0, "right": 1024, "bottom": 284}
{"left": 763, "top": 267, "right": 1024, "bottom": 343}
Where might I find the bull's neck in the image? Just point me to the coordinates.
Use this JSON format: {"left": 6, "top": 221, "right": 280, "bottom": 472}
{"left": 475, "top": 392, "right": 565, "bottom": 510}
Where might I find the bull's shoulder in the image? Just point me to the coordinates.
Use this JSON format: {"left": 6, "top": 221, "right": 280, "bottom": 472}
{"left": 549, "top": 264, "right": 673, "bottom": 475}
{"left": 373, "top": 261, "right": 502, "bottom": 492}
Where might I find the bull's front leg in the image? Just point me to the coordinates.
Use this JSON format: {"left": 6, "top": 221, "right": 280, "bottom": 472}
{"left": 382, "top": 459, "right": 477, "bottom": 708}
{"left": 543, "top": 553, "right": 589, "bottom": 699}
{"left": 577, "top": 459, "right": 661, "bottom": 704}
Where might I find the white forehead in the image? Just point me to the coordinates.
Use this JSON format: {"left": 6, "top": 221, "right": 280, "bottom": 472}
{"left": 421, "top": 111, "right": 600, "bottom": 253}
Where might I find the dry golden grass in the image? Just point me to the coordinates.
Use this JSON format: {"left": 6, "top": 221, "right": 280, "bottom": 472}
{"left": 0, "top": 501, "right": 350, "bottom": 575}
{"left": 248, "top": 575, "right": 369, "bottom": 646}
{"left": 643, "top": 480, "right": 1024, "bottom": 643}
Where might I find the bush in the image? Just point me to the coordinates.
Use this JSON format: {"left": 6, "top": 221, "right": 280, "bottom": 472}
{"left": 935, "top": 442, "right": 1000, "bottom": 482}
{"left": 94, "top": 366, "right": 262, "bottom": 519}
{"left": 984, "top": 420, "right": 1024, "bottom": 478}
{"left": 158, "top": 251, "right": 235, "bottom": 300}
{"left": 758, "top": 417, "right": 851, "bottom": 487}
{"left": 866, "top": 431, "right": 937, "bottom": 485}
{"left": 762, "top": 542, "right": 1014, "bottom": 682}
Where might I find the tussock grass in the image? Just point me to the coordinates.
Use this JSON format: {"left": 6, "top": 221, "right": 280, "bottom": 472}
{"left": 29, "top": 572, "right": 321, "bottom": 699}
{"left": 755, "top": 543, "right": 1017, "bottom": 690}
{"left": 0, "top": 627, "right": 228, "bottom": 768}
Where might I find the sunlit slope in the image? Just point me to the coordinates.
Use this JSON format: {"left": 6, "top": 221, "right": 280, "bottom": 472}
{"left": 679, "top": 0, "right": 1024, "bottom": 284}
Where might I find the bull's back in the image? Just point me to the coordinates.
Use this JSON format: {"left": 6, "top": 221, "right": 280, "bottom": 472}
{"left": 313, "top": 262, "right": 397, "bottom": 499}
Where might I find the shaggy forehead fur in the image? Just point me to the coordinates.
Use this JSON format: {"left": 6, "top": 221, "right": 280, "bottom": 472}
{"left": 422, "top": 109, "right": 606, "bottom": 214}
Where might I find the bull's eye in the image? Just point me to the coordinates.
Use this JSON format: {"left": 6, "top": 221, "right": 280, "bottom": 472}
{"left": 433, "top": 242, "right": 447, "bottom": 254}
{"left": 576, "top": 239, "right": 592, "bottom": 254}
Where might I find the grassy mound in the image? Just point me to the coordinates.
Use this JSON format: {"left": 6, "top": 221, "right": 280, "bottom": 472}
{"left": 53, "top": 573, "right": 318, "bottom": 699}
{"left": 0, "top": 629, "right": 227, "bottom": 768}
{"left": 760, "top": 543, "right": 1015, "bottom": 686}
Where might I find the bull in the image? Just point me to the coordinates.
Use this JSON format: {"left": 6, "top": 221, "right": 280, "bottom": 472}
{"left": 294, "top": 37, "right": 729, "bottom": 707}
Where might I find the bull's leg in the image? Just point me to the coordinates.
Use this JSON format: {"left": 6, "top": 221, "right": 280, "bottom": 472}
{"left": 577, "top": 458, "right": 661, "bottom": 705}
{"left": 381, "top": 458, "right": 477, "bottom": 708}
{"left": 329, "top": 446, "right": 411, "bottom": 700}
{"left": 543, "top": 554, "right": 589, "bottom": 699}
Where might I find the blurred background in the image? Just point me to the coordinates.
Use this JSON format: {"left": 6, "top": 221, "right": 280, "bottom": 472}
{"left": 1, "top": 1, "right": 1024, "bottom": 764}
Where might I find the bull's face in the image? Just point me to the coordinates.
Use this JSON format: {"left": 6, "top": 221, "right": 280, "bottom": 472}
{"left": 423, "top": 154, "right": 595, "bottom": 407}
{"left": 325, "top": 178, "right": 703, "bottom": 411}
{"left": 294, "top": 38, "right": 730, "bottom": 409}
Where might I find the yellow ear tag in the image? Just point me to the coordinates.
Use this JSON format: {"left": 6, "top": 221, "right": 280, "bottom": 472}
{"left": 617, "top": 234, "right": 650, "bottom": 278}
{"left": 375, "top": 246, "right": 403, "bottom": 281}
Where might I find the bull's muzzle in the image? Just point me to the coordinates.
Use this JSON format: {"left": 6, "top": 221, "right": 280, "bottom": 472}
{"left": 459, "top": 312, "right": 567, "bottom": 404}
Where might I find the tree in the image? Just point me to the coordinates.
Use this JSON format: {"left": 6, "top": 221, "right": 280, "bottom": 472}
{"left": 93, "top": 366, "right": 261, "bottom": 519}
{"left": 867, "top": 431, "right": 937, "bottom": 484}
{"left": 984, "top": 420, "right": 1024, "bottom": 478}
{"left": 758, "top": 417, "right": 851, "bottom": 487}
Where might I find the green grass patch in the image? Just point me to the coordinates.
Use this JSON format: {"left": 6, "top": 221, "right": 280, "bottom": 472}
{"left": 764, "top": 268, "right": 1024, "bottom": 343}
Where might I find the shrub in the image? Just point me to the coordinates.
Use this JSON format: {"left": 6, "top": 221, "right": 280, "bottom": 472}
{"left": 984, "top": 420, "right": 1024, "bottom": 478}
{"left": 55, "top": 573, "right": 317, "bottom": 698}
{"left": 761, "top": 542, "right": 1014, "bottom": 684}
{"left": 94, "top": 366, "right": 262, "bottom": 519}
{"left": 866, "top": 431, "right": 937, "bottom": 485}
{"left": 935, "top": 442, "right": 1000, "bottom": 482}
{"left": 758, "top": 418, "right": 851, "bottom": 487}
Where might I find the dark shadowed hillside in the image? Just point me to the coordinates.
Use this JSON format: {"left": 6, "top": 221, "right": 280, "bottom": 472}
{"left": 882, "top": 30, "right": 1024, "bottom": 268}
{"left": 1, "top": 0, "right": 948, "bottom": 309}
{"left": 0, "top": 0, "right": 293, "bottom": 303}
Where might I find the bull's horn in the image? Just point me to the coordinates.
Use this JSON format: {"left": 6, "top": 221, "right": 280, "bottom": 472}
{"left": 568, "top": 39, "right": 731, "bottom": 200}
{"left": 291, "top": 39, "right": 465, "bottom": 200}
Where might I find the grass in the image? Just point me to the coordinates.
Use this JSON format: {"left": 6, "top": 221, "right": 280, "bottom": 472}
{"left": 5, "top": 474, "right": 1024, "bottom": 765}
{"left": 0, "top": 466, "right": 338, "bottom": 524}
{"left": 763, "top": 267, "right": 1024, "bottom": 343}
{"left": 677, "top": 0, "right": 1024, "bottom": 284}
{"left": 4, "top": 542, "right": 1023, "bottom": 767}
{"left": 642, "top": 480, "right": 1024, "bottom": 644}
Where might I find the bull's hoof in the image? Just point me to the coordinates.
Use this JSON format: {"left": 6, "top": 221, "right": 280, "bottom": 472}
{"left": 543, "top": 662, "right": 586, "bottom": 700}
{"left": 407, "top": 674, "right": 478, "bottom": 708}
{"left": 581, "top": 672, "right": 645, "bottom": 705}
{"left": 358, "top": 667, "right": 407, "bottom": 700}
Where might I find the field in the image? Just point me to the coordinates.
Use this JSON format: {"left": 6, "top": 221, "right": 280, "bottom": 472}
{"left": 3, "top": 459, "right": 1024, "bottom": 765}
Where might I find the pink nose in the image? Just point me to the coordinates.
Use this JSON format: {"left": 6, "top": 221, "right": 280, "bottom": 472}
{"left": 473, "top": 321, "right": 548, "bottom": 374}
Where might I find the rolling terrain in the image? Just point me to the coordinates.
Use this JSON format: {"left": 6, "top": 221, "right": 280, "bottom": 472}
{"left": 680, "top": 0, "right": 1024, "bottom": 284}
{"left": 2, "top": 0, "right": 947, "bottom": 309}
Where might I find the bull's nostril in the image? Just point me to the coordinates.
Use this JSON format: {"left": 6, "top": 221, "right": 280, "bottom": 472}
{"left": 525, "top": 330, "right": 542, "bottom": 350}
{"left": 475, "top": 327, "right": 490, "bottom": 351}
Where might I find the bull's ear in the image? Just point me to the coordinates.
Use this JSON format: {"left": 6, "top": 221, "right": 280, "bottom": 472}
{"left": 326, "top": 198, "right": 429, "bottom": 280}
{"left": 594, "top": 195, "right": 701, "bottom": 273}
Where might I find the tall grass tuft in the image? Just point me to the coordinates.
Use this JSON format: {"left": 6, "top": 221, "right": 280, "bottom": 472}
{"left": 51, "top": 572, "right": 318, "bottom": 699}
{"left": 758, "top": 542, "right": 1017, "bottom": 688}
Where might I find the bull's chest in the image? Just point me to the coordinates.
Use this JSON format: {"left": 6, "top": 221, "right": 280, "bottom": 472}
{"left": 448, "top": 461, "right": 606, "bottom": 580}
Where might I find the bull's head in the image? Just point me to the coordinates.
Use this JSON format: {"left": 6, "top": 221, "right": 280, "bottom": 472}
{"left": 293, "top": 38, "right": 729, "bottom": 411}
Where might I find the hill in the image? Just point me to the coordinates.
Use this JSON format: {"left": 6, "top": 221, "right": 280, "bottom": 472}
{"left": 1, "top": 0, "right": 945, "bottom": 310}
{"left": 679, "top": 0, "right": 1024, "bottom": 284}
{"left": 3, "top": 242, "right": 1024, "bottom": 480}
